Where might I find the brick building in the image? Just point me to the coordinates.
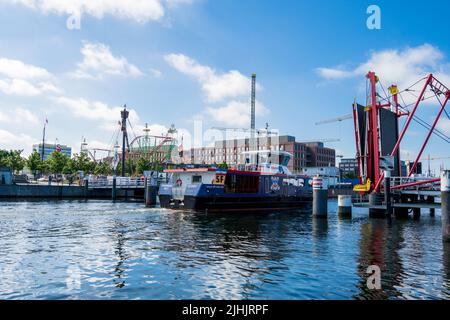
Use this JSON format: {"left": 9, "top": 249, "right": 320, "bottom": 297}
{"left": 182, "top": 135, "right": 335, "bottom": 173}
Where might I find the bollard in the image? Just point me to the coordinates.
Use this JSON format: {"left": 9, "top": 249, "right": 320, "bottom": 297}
{"left": 83, "top": 179, "right": 88, "bottom": 200}
{"left": 145, "top": 178, "right": 157, "bottom": 207}
{"left": 313, "top": 176, "right": 328, "bottom": 218}
{"left": 112, "top": 176, "right": 117, "bottom": 201}
{"left": 144, "top": 177, "right": 148, "bottom": 204}
{"left": 369, "top": 192, "right": 385, "bottom": 219}
{"left": 441, "top": 170, "right": 450, "bottom": 242}
{"left": 428, "top": 196, "right": 435, "bottom": 217}
{"left": 384, "top": 171, "right": 393, "bottom": 217}
{"left": 338, "top": 195, "right": 352, "bottom": 218}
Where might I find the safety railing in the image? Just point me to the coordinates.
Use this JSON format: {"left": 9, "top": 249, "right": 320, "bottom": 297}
{"left": 86, "top": 176, "right": 156, "bottom": 188}
{"left": 389, "top": 176, "right": 441, "bottom": 192}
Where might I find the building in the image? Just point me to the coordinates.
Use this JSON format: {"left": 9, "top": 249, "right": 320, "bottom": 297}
{"left": 304, "top": 142, "right": 336, "bottom": 167}
{"left": 32, "top": 143, "right": 72, "bottom": 160}
{"left": 402, "top": 161, "right": 422, "bottom": 176}
{"left": 339, "top": 158, "right": 359, "bottom": 178}
{"left": 301, "top": 166, "right": 340, "bottom": 186}
{"left": 182, "top": 135, "right": 335, "bottom": 173}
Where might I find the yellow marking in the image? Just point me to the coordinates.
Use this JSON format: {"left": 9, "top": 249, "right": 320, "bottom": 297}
{"left": 389, "top": 85, "right": 399, "bottom": 95}
{"left": 213, "top": 174, "right": 226, "bottom": 185}
{"left": 353, "top": 179, "right": 371, "bottom": 192}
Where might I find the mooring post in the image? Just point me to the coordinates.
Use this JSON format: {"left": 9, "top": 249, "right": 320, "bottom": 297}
{"left": 384, "top": 170, "right": 393, "bottom": 217}
{"left": 369, "top": 192, "right": 385, "bottom": 219}
{"left": 84, "top": 178, "right": 88, "bottom": 200}
{"left": 338, "top": 195, "right": 352, "bottom": 218}
{"left": 144, "top": 178, "right": 153, "bottom": 207}
{"left": 313, "top": 176, "right": 328, "bottom": 218}
{"left": 441, "top": 170, "right": 450, "bottom": 242}
{"left": 428, "top": 196, "right": 435, "bottom": 217}
{"left": 112, "top": 176, "right": 117, "bottom": 201}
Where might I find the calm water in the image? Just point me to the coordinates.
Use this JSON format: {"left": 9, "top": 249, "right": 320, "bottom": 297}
{"left": 0, "top": 200, "right": 449, "bottom": 300}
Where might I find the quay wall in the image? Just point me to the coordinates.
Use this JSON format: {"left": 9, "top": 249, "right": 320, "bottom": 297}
{"left": 0, "top": 184, "right": 143, "bottom": 199}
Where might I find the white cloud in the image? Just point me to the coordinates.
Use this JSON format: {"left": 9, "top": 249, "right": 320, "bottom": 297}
{"left": 0, "top": 57, "right": 52, "bottom": 79}
{"left": 0, "top": 107, "right": 39, "bottom": 124}
{"left": 317, "top": 44, "right": 450, "bottom": 107}
{"left": 0, "top": 129, "right": 36, "bottom": 154}
{"left": 52, "top": 96, "right": 140, "bottom": 130}
{"left": 149, "top": 68, "right": 162, "bottom": 78}
{"left": 0, "top": 57, "right": 60, "bottom": 96}
{"left": 0, "top": 78, "right": 60, "bottom": 96}
{"left": 2, "top": 0, "right": 196, "bottom": 24}
{"left": 164, "top": 53, "right": 253, "bottom": 102}
{"left": 205, "top": 100, "right": 270, "bottom": 127}
{"left": 70, "top": 42, "right": 143, "bottom": 80}
{"left": 317, "top": 44, "right": 448, "bottom": 86}
{"left": 2, "top": 0, "right": 166, "bottom": 23}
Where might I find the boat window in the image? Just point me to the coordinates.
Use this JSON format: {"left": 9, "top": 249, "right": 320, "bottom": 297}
{"left": 225, "top": 174, "right": 259, "bottom": 194}
{"left": 192, "top": 175, "right": 202, "bottom": 183}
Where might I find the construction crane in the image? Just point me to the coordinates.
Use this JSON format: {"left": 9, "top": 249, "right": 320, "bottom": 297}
{"left": 296, "top": 138, "right": 341, "bottom": 143}
{"left": 251, "top": 73, "right": 256, "bottom": 131}
{"left": 315, "top": 114, "right": 353, "bottom": 125}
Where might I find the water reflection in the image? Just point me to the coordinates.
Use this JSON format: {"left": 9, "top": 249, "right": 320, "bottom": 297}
{"left": 0, "top": 201, "right": 449, "bottom": 299}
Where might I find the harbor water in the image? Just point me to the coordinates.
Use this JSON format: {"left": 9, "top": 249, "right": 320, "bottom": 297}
{"left": 0, "top": 200, "right": 449, "bottom": 300}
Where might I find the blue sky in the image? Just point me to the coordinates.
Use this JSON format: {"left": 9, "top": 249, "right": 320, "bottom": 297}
{"left": 0, "top": 0, "right": 450, "bottom": 173}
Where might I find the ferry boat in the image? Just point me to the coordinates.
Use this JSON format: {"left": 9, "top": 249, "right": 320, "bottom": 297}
{"left": 158, "top": 150, "right": 313, "bottom": 212}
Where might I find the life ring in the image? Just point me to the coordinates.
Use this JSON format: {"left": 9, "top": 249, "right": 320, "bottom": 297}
{"left": 176, "top": 178, "right": 182, "bottom": 187}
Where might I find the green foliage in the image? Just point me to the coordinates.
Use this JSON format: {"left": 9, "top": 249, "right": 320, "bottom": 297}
{"left": 72, "top": 153, "right": 96, "bottom": 173}
{"left": 62, "top": 158, "right": 76, "bottom": 175}
{"left": 94, "top": 161, "right": 111, "bottom": 176}
{"left": 136, "top": 157, "right": 151, "bottom": 175}
{"left": 126, "top": 158, "right": 136, "bottom": 176}
{"left": 46, "top": 151, "right": 69, "bottom": 174}
{"left": 26, "top": 151, "right": 42, "bottom": 178}
{"left": 0, "top": 150, "right": 26, "bottom": 173}
{"left": 218, "top": 161, "right": 228, "bottom": 170}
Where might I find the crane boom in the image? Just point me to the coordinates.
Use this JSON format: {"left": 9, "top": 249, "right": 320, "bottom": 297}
{"left": 315, "top": 114, "right": 353, "bottom": 125}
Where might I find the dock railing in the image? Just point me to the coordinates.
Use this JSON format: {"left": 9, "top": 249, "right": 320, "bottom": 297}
{"left": 86, "top": 176, "right": 158, "bottom": 188}
{"left": 389, "top": 176, "right": 441, "bottom": 192}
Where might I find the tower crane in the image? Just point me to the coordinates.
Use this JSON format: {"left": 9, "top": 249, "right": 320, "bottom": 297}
{"left": 315, "top": 114, "right": 353, "bottom": 125}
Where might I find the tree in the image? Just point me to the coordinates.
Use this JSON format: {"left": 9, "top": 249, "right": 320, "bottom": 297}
{"left": 7, "top": 150, "right": 26, "bottom": 173}
{"left": 218, "top": 161, "right": 228, "bottom": 170}
{"left": 94, "top": 161, "right": 111, "bottom": 176}
{"left": 62, "top": 158, "right": 76, "bottom": 175}
{"left": 47, "top": 151, "right": 69, "bottom": 174}
{"left": 27, "top": 151, "right": 42, "bottom": 179}
{"left": 126, "top": 158, "right": 136, "bottom": 176}
{"left": 136, "top": 157, "right": 151, "bottom": 175}
{"left": 73, "top": 153, "right": 95, "bottom": 174}
{"left": 0, "top": 150, "right": 9, "bottom": 167}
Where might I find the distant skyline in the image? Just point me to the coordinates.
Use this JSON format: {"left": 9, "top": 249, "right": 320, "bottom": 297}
{"left": 0, "top": 0, "right": 450, "bottom": 173}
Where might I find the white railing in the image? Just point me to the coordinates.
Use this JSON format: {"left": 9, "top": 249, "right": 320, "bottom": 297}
{"left": 389, "top": 176, "right": 441, "bottom": 192}
{"left": 86, "top": 176, "right": 157, "bottom": 188}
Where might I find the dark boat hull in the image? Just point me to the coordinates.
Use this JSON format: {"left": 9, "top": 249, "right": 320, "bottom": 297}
{"left": 159, "top": 194, "right": 312, "bottom": 212}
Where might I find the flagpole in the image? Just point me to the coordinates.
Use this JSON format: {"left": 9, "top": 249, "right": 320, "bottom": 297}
{"left": 41, "top": 121, "right": 46, "bottom": 162}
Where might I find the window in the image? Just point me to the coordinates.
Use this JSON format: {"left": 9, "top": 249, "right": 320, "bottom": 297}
{"left": 192, "top": 175, "right": 202, "bottom": 183}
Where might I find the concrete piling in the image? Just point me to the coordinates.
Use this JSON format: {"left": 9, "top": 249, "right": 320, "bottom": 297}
{"left": 83, "top": 179, "right": 88, "bottom": 200}
{"left": 369, "top": 193, "right": 385, "bottom": 219}
{"left": 442, "top": 170, "right": 450, "bottom": 242}
{"left": 338, "top": 195, "right": 352, "bottom": 218}
{"left": 112, "top": 176, "right": 117, "bottom": 201}
{"left": 384, "top": 172, "right": 393, "bottom": 217}
{"left": 313, "top": 176, "right": 328, "bottom": 218}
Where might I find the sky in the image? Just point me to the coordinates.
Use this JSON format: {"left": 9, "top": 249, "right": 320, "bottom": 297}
{"left": 0, "top": 0, "right": 450, "bottom": 173}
